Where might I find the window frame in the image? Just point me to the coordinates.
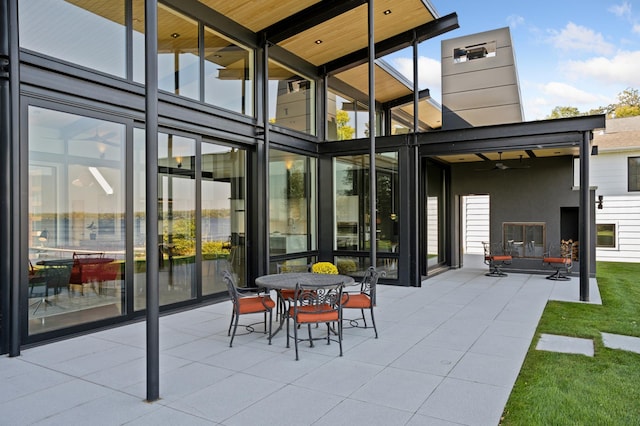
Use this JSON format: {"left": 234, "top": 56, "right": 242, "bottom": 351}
{"left": 628, "top": 156, "right": 640, "bottom": 192}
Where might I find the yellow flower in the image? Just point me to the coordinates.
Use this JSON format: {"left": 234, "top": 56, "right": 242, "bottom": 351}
{"left": 311, "top": 262, "right": 338, "bottom": 274}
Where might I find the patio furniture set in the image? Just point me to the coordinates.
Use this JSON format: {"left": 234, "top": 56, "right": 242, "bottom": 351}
{"left": 223, "top": 265, "right": 382, "bottom": 360}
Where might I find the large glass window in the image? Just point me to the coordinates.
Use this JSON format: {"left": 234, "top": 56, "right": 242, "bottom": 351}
{"left": 334, "top": 153, "right": 399, "bottom": 277}
{"left": 157, "top": 6, "right": 200, "bottom": 100}
{"left": 204, "top": 27, "right": 254, "bottom": 115}
{"left": 269, "top": 61, "right": 316, "bottom": 135}
{"left": 133, "top": 130, "right": 197, "bottom": 309}
{"left": 269, "top": 150, "right": 317, "bottom": 256}
{"left": 327, "top": 89, "right": 381, "bottom": 141}
{"left": 28, "top": 107, "right": 125, "bottom": 335}
{"left": 133, "top": 132, "right": 247, "bottom": 308}
{"left": 19, "top": 0, "right": 126, "bottom": 77}
{"left": 202, "top": 144, "right": 246, "bottom": 291}
{"left": 629, "top": 157, "right": 640, "bottom": 192}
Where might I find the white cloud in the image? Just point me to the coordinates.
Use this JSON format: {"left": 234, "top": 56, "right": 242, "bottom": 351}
{"left": 507, "top": 15, "right": 525, "bottom": 29}
{"left": 538, "top": 81, "right": 601, "bottom": 104}
{"left": 392, "top": 56, "right": 442, "bottom": 97}
{"left": 547, "top": 22, "right": 615, "bottom": 56}
{"left": 634, "top": 23, "right": 640, "bottom": 34}
{"left": 562, "top": 50, "right": 640, "bottom": 86}
{"left": 609, "top": 1, "right": 632, "bottom": 18}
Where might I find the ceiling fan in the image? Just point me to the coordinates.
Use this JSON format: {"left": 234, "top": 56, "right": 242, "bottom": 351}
{"left": 78, "top": 128, "right": 119, "bottom": 146}
{"left": 475, "top": 152, "right": 530, "bottom": 172}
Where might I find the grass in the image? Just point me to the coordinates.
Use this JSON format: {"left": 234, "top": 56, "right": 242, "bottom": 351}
{"left": 501, "top": 262, "right": 640, "bottom": 425}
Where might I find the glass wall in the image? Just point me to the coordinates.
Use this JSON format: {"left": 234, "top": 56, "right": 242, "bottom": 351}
{"left": 19, "top": 0, "right": 126, "bottom": 77}
{"left": 157, "top": 6, "right": 200, "bottom": 100}
{"left": 334, "top": 153, "right": 399, "bottom": 278}
{"left": 202, "top": 144, "right": 246, "bottom": 291}
{"left": 268, "top": 61, "right": 316, "bottom": 135}
{"left": 28, "top": 106, "right": 126, "bottom": 334}
{"left": 132, "top": 130, "right": 248, "bottom": 310}
{"left": 204, "top": 28, "right": 254, "bottom": 115}
{"left": 20, "top": 1, "right": 255, "bottom": 117}
{"left": 269, "top": 150, "right": 317, "bottom": 264}
{"left": 327, "top": 89, "right": 383, "bottom": 140}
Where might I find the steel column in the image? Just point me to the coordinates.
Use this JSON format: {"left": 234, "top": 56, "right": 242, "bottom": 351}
{"left": 368, "top": 0, "right": 376, "bottom": 266}
{"left": 0, "top": 0, "right": 11, "bottom": 355}
{"left": 144, "top": 0, "right": 160, "bottom": 402}
{"left": 1, "top": 0, "right": 21, "bottom": 356}
{"left": 579, "top": 131, "right": 591, "bottom": 301}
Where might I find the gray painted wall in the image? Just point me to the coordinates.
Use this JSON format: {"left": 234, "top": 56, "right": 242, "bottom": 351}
{"left": 441, "top": 27, "right": 524, "bottom": 130}
{"left": 450, "top": 156, "right": 591, "bottom": 273}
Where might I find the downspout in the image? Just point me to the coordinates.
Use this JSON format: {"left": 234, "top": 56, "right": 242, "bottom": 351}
{"left": 579, "top": 130, "right": 591, "bottom": 301}
{"left": 368, "top": 0, "right": 376, "bottom": 267}
{"left": 144, "top": 0, "right": 160, "bottom": 402}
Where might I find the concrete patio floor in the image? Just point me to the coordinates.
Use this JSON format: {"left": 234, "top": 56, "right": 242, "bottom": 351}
{"left": 0, "top": 255, "right": 600, "bottom": 425}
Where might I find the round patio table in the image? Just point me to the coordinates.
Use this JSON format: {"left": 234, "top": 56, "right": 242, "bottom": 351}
{"left": 255, "top": 272, "right": 355, "bottom": 290}
{"left": 255, "top": 273, "right": 355, "bottom": 340}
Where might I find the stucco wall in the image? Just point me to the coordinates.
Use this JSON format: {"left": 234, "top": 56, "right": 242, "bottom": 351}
{"left": 451, "top": 155, "right": 586, "bottom": 272}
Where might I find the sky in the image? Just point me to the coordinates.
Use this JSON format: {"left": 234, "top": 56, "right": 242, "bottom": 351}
{"left": 387, "top": 0, "right": 640, "bottom": 121}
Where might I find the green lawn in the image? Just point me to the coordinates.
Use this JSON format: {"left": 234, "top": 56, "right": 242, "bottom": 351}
{"left": 501, "top": 262, "right": 640, "bottom": 425}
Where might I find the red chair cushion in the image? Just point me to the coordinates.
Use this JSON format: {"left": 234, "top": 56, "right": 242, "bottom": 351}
{"left": 237, "top": 296, "right": 275, "bottom": 314}
{"left": 544, "top": 257, "right": 571, "bottom": 265}
{"left": 290, "top": 304, "right": 338, "bottom": 323}
{"left": 343, "top": 293, "right": 371, "bottom": 309}
{"left": 491, "top": 255, "right": 512, "bottom": 262}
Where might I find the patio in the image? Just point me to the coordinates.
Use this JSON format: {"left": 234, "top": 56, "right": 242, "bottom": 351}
{"left": 0, "top": 255, "right": 600, "bottom": 425}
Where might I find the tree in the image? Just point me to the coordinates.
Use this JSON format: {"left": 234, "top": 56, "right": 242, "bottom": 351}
{"left": 336, "top": 110, "right": 355, "bottom": 140}
{"left": 616, "top": 87, "right": 640, "bottom": 108}
{"left": 612, "top": 87, "right": 640, "bottom": 118}
{"left": 546, "top": 106, "right": 582, "bottom": 119}
{"left": 614, "top": 104, "right": 640, "bottom": 118}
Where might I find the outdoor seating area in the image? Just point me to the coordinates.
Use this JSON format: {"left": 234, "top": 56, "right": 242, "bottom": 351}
{"left": 2, "top": 256, "right": 601, "bottom": 425}
{"left": 542, "top": 240, "right": 574, "bottom": 280}
{"left": 482, "top": 241, "right": 513, "bottom": 277}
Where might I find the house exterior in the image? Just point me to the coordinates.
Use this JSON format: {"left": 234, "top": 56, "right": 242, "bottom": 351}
{"left": 590, "top": 116, "right": 640, "bottom": 262}
{"left": 1, "top": 0, "right": 603, "bottom": 360}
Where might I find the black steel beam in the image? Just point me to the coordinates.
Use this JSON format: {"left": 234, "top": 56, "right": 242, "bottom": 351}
{"left": 0, "top": 0, "right": 11, "bottom": 356}
{"left": 262, "top": 0, "right": 367, "bottom": 44}
{"left": 419, "top": 133, "right": 587, "bottom": 156}
{"left": 321, "top": 12, "right": 459, "bottom": 76}
{"left": 383, "top": 89, "right": 431, "bottom": 110}
{"left": 417, "top": 115, "right": 606, "bottom": 146}
{"left": 579, "top": 131, "right": 591, "bottom": 301}
{"left": 144, "top": 0, "right": 160, "bottom": 403}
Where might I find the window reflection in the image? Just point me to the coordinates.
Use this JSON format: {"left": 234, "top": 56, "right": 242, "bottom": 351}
{"left": 19, "top": 0, "right": 126, "bottom": 78}
{"left": 157, "top": 6, "right": 200, "bottom": 99}
{"left": 269, "top": 150, "right": 316, "bottom": 256}
{"left": 133, "top": 131, "right": 198, "bottom": 310}
{"left": 28, "top": 107, "right": 125, "bottom": 334}
{"left": 269, "top": 61, "right": 316, "bottom": 135}
{"left": 202, "top": 144, "right": 246, "bottom": 291}
{"left": 204, "top": 27, "right": 254, "bottom": 115}
{"left": 334, "top": 153, "right": 398, "bottom": 278}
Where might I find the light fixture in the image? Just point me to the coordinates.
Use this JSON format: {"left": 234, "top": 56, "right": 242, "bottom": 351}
{"left": 383, "top": 9, "right": 392, "bottom": 15}
{"left": 171, "top": 32, "right": 180, "bottom": 38}
{"left": 88, "top": 166, "right": 114, "bottom": 195}
{"left": 176, "top": 157, "right": 183, "bottom": 168}
{"left": 38, "top": 230, "right": 48, "bottom": 242}
{"left": 591, "top": 145, "right": 599, "bottom": 155}
{"left": 315, "top": 39, "right": 323, "bottom": 44}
